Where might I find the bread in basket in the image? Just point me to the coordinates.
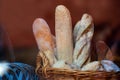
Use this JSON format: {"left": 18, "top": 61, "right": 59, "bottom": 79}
{"left": 33, "top": 5, "right": 120, "bottom": 80}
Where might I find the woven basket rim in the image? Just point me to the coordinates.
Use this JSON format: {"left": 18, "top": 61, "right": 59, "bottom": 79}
{"left": 36, "top": 52, "right": 120, "bottom": 79}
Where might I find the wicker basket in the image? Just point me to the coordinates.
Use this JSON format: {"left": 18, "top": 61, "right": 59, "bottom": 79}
{"left": 36, "top": 53, "right": 120, "bottom": 80}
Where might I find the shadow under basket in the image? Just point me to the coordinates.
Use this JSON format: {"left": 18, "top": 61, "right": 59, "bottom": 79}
{"left": 36, "top": 53, "right": 120, "bottom": 80}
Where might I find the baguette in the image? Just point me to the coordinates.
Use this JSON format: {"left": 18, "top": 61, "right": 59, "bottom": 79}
{"left": 55, "top": 5, "right": 73, "bottom": 64}
{"left": 96, "top": 41, "right": 114, "bottom": 61}
{"left": 81, "top": 61, "right": 100, "bottom": 71}
{"left": 73, "top": 14, "right": 94, "bottom": 68}
{"left": 82, "top": 56, "right": 91, "bottom": 66}
{"left": 33, "top": 18, "right": 55, "bottom": 51}
{"left": 73, "top": 14, "right": 93, "bottom": 42}
{"left": 74, "top": 41, "right": 91, "bottom": 68}
{"left": 96, "top": 41, "right": 108, "bottom": 61}
{"left": 33, "top": 18, "right": 56, "bottom": 66}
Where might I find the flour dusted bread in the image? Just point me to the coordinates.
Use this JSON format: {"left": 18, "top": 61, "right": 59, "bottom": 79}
{"left": 81, "top": 61, "right": 100, "bottom": 71}
{"left": 73, "top": 14, "right": 94, "bottom": 68}
{"left": 73, "top": 14, "right": 93, "bottom": 42}
{"left": 55, "top": 5, "right": 73, "bottom": 64}
{"left": 34, "top": 6, "right": 120, "bottom": 78}
{"left": 33, "top": 18, "right": 56, "bottom": 66}
{"left": 33, "top": 18, "right": 55, "bottom": 51}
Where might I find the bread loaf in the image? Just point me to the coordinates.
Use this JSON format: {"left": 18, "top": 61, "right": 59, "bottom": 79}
{"left": 73, "top": 14, "right": 94, "bottom": 68}
{"left": 96, "top": 41, "right": 114, "bottom": 61}
{"left": 55, "top": 5, "right": 73, "bottom": 64}
{"left": 33, "top": 18, "right": 56, "bottom": 66}
{"left": 33, "top": 18, "right": 55, "bottom": 51}
{"left": 73, "top": 14, "right": 93, "bottom": 42}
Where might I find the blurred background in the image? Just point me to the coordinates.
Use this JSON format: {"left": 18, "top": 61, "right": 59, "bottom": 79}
{"left": 0, "top": 0, "right": 119, "bottom": 66}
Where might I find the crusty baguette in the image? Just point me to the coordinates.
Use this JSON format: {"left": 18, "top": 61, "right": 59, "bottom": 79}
{"left": 96, "top": 41, "right": 114, "bottom": 61}
{"left": 81, "top": 61, "right": 100, "bottom": 71}
{"left": 73, "top": 14, "right": 93, "bottom": 60}
{"left": 73, "top": 20, "right": 81, "bottom": 43}
{"left": 55, "top": 5, "right": 73, "bottom": 64}
{"left": 82, "top": 56, "right": 91, "bottom": 67}
{"left": 33, "top": 18, "right": 56, "bottom": 66}
{"left": 74, "top": 41, "right": 91, "bottom": 68}
{"left": 73, "top": 14, "right": 94, "bottom": 68}
{"left": 33, "top": 18, "right": 55, "bottom": 51}
{"left": 73, "top": 14, "right": 93, "bottom": 42}
{"left": 96, "top": 41, "right": 108, "bottom": 61}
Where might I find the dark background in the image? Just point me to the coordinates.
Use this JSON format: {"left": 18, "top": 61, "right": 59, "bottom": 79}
{"left": 0, "top": 0, "right": 120, "bottom": 66}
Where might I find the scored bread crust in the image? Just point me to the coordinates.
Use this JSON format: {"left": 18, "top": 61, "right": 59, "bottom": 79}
{"left": 73, "top": 14, "right": 94, "bottom": 68}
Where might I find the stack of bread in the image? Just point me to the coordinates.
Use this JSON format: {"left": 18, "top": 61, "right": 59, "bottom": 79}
{"left": 33, "top": 5, "right": 120, "bottom": 74}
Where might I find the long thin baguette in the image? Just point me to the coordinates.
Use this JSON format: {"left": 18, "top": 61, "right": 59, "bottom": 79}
{"left": 82, "top": 56, "right": 91, "bottom": 67}
{"left": 33, "top": 18, "right": 56, "bottom": 66}
{"left": 73, "top": 14, "right": 93, "bottom": 60}
{"left": 73, "top": 14, "right": 94, "bottom": 68}
{"left": 73, "top": 14, "right": 93, "bottom": 42}
{"left": 74, "top": 41, "right": 91, "bottom": 68}
{"left": 73, "top": 20, "right": 81, "bottom": 43}
{"left": 77, "top": 25, "right": 94, "bottom": 68}
{"left": 33, "top": 18, "right": 55, "bottom": 51}
{"left": 55, "top": 5, "right": 73, "bottom": 64}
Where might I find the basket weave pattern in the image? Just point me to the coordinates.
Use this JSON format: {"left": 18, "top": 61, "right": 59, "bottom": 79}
{"left": 36, "top": 53, "right": 120, "bottom": 80}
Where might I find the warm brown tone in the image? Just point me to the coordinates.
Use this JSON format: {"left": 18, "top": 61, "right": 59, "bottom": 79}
{"left": 36, "top": 51, "right": 120, "bottom": 80}
{"left": 0, "top": 0, "right": 120, "bottom": 48}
